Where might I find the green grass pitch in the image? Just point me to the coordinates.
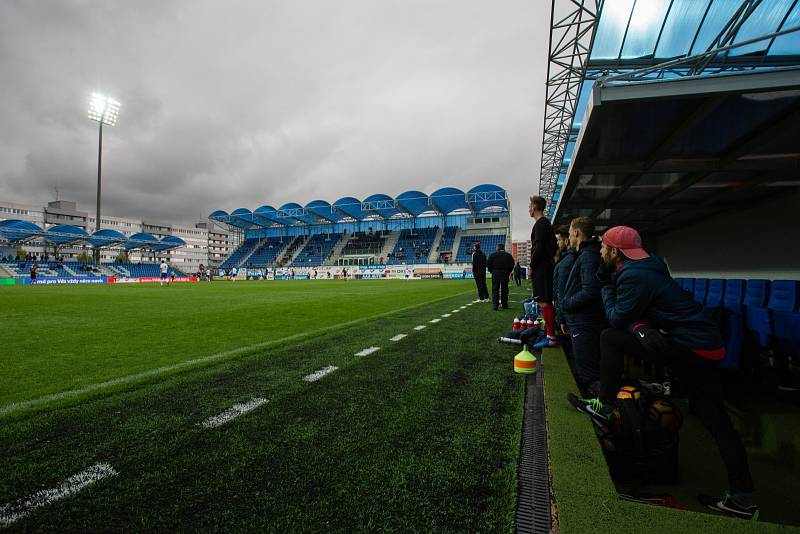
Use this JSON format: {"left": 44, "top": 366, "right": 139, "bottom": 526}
{"left": 0, "top": 280, "right": 530, "bottom": 531}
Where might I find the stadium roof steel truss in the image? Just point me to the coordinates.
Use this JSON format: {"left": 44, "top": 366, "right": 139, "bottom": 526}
{"left": 552, "top": 67, "right": 800, "bottom": 236}
{"left": 210, "top": 184, "right": 509, "bottom": 230}
{"left": 539, "top": 0, "right": 800, "bottom": 216}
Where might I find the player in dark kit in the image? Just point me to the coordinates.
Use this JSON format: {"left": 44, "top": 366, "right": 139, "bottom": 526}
{"left": 528, "top": 196, "right": 558, "bottom": 349}
{"left": 487, "top": 243, "right": 515, "bottom": 310}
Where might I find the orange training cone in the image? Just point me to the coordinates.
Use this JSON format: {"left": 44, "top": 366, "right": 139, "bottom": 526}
{"left": 514, "top": 345, "right": 538, "bottom": 374}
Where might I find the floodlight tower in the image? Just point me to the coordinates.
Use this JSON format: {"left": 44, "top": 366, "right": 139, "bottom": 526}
{"left": 88, "top": 92, "right": 120, "bottom": 262}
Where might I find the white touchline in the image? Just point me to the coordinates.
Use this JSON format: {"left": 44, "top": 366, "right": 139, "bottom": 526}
{"left": 441, "top": 313, "right": 451, "bottom": 318}
{"left": 355, "top": 346, "right": 381, "bottom": 357}
{"left": 430, "top": 318, "right": 441, "bottom": 323}
{"left": 451, "top": 309, "right": 459, "bottom": 313}
{"left": 0, "top": 464, "right": 117, "bottom": 527}
{"left": 460, "top": 306, "right": 466, "bottom": 309}
{"left": 303, "top": 366, "right": 338, "bottom": 382}
{"left": 199, "top": 398, "right": 269, "bottom": 429}
{"left": 389, "top": 334, "right": 407, "bottom": 342}
{"left": 0, "top": 290, "right": 474, "bottom": 415}
{"left": 414, "top": 325, "right": 427, "bottom": 330}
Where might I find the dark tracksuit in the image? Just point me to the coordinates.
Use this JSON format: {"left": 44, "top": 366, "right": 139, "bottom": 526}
{"left": 560, "top": 238, "right": 606, "bottom": 387}
{"left": 488, "top": 249, "right": 515, "bottom": 309}
{"left": 600, "top": 254, "right": 754, "bottom": 492}
{"left": 553, "top": 248, "right": 577, "bottom": 329}
{"left": 472, "top": 249, "right": 488, "bottom": 300}
{"left": 513, "top": 263, "right": 522, "bottom": 287}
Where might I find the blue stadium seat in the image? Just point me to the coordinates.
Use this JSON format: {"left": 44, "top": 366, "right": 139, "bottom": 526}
{"left": 705, "top": 279, "right": 724, "bottom": 308}
{"left": 766, "top": 280, "right": 800, "bottom": 361}
{"left": 773, "top": 311, "right": 800, "bottom": 361}
{"left": 767, "top": 280, "right": 798, "bottom": 313}
{"left": 723, "top": 279, "right": 745, "bottom": 313}
{"left": 682, "top": 278, "right": 694, "bottom": 293}
{"left": 743, "top": 279, "right": 770, "bottom": 308}
{"left": 745, "top": 280, "right": 772, "bottom": 348}
{"left": 693, "top": 278, "right": 708, "bottom": 304}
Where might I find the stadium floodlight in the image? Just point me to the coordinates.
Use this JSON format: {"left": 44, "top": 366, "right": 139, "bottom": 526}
{"left": 87, "top": 92, "right": 121, "bottom": 262}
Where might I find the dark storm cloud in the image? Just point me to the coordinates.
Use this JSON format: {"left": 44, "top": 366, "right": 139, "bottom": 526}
{"left": 0, "top": 0, "right": 549, "bottom": 238}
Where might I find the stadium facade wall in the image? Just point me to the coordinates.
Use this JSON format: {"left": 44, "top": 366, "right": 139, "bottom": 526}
{"left": 652, "top": 190, "right": 800, "bottom": 281}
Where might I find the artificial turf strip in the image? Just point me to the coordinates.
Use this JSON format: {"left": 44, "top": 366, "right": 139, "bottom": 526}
{"left": 541, "top": 347, "right": 799, "bottom": 533}
{"left": 0, "top": 280, "right": 472, "bottom": 407}
{"left": 0, "top": 290, "right": 526, "bottom": 532}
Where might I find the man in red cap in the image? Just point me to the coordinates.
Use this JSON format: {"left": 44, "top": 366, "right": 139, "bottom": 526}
{"left": 566, "top": 225, "right": 757, "bottom": 520}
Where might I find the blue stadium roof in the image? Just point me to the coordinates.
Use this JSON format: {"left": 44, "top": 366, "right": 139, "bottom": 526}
{"left": 86, "top": 229, "right": 127, "bottom": 247}
{"left": 43, "top": 224, "right": 89, "bottom": 245}
{"left": 0, "top": 220, "right": 43, "bottom": 242}
{"left": 0, "top": 220, "right": 188, "bottom": 251}
{"left": 210, "top": 184, "right": 508, "bottom": 228}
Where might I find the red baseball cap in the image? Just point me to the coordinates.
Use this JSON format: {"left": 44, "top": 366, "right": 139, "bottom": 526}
{"left": 601, "top": 226, "right": 649, "bottom": 260}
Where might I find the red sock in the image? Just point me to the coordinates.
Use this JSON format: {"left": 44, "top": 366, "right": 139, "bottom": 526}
{"left": 541, "top": 303, "right": 556, "bottom": 338}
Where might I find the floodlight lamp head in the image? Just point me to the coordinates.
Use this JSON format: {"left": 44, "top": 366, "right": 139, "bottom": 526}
{"left": 88, "top": 92, "right": 121, "bottom": 126}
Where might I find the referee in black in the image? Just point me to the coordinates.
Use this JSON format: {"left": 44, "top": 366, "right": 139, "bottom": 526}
{"left": 471, "top": 243, "right": 489, "bottom": 302}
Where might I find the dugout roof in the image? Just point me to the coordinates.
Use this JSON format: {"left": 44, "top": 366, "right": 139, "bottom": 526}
{"left": 539, "top": 0, "right": 800, "bottom": 219}
{"left": 552, "top": 67, "right": 800, "bottom": 235}
{"left": 210, "top": 184, "right": 509, "bottom": 228}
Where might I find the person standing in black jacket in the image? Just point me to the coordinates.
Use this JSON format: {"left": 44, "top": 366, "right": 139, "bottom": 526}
{"left": 529, "top": 196, "right": 559, "bottom": 349}
{"left": 513, "top": 262, "right": 522, "bottom": 287}
{"left": 567, "top": 225, "right": 757, "bottom": 520}
{"left": 471, "top": 243, "right": 489, "bottom": 302}
{"left": 559, "top": 217, "right": 607, "bottom": 390}
{"left": 488, "top": 243, "right": 515, "bottom": 310}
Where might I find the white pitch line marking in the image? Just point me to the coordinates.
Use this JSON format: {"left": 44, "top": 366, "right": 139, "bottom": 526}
{"left": 389, "top": 334, "right": 407, "bottom": 342}
{"left": 0, "top": 290, "right": 475, "bottom": 416}
{"left": 0, "top": 464, "right": 117, "bottom": 527}
{"left": 429, "top": 318, "right": 441, "bottom": 323}
{"left": 451, "top": 309, "right": 459, "bottom": 313}
{"left": 199, "top": 397, "right": 269, "bottom": 429}
{"left": 355, "top": 346, "right": 381, "bottom": 357}
{"left": 460, "top": 306, "right": 467, "bottom": 309}
{"left": 414, "top": 325, "right": 427, "bottom": 330}
{"left": 441, "top": 314, "right": 451, "bottom": 318}
{"left": 303, "top": 365, "right": 339, "bottom": 382}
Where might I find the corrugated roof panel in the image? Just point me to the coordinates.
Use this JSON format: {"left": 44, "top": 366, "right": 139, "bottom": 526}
{"left": 730, "top": 0, "right": 796, "bottom": 56}
{"left": 591, "top": 0, "right": 636, "bottom": 59}
{"left": 771, "top": 2, "right": 800, "bottom": 54}
{"left": 654, "top": 0, "right": 711, "bottom": 58}
{"left": 620, "top": 0, "right": 672, "bottom": 59}
{"left": 690, "top": 0, "right": 743, "bottom": 55}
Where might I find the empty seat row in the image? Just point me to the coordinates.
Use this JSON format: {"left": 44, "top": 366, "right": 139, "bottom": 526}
{"left": 675, "top": 277, "right": 800, "bottom": 367}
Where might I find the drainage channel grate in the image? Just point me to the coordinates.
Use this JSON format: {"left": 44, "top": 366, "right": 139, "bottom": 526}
{"left": 515, "top": 365, "right": 552, "bottom": 534}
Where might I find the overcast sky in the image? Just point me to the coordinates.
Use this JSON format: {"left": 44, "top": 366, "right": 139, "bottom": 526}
{"left": 0, "top": 0, "right": 549, "bottom": 239}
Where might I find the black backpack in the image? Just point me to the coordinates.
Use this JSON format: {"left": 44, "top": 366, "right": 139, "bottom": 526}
{"left": 593, "top": 384, "right": 682, "bottom": 485}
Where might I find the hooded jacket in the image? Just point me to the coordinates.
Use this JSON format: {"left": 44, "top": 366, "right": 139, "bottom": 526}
{"left": 553, "top": 248, "right": 576, "bottom": 325}
{"left": 560, "top": 238, "right": 607, "bottom": 326}
{"left": 602, "top": 255, "right": 724, "bottom": 356}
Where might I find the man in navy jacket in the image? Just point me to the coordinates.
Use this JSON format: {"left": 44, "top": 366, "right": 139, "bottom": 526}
{"left": 567, "top": 225, "right": 757, "bottom": 520}
{"left": 559, "top": 217, "right": 607, "bottom": 391}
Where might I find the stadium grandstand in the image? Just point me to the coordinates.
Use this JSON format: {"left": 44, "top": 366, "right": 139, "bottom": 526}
{"left": 210, "top": 184, "right": 511, "bottom": 271}
{"left": 0, "top": 220, "right": 189, "bottom": 281}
